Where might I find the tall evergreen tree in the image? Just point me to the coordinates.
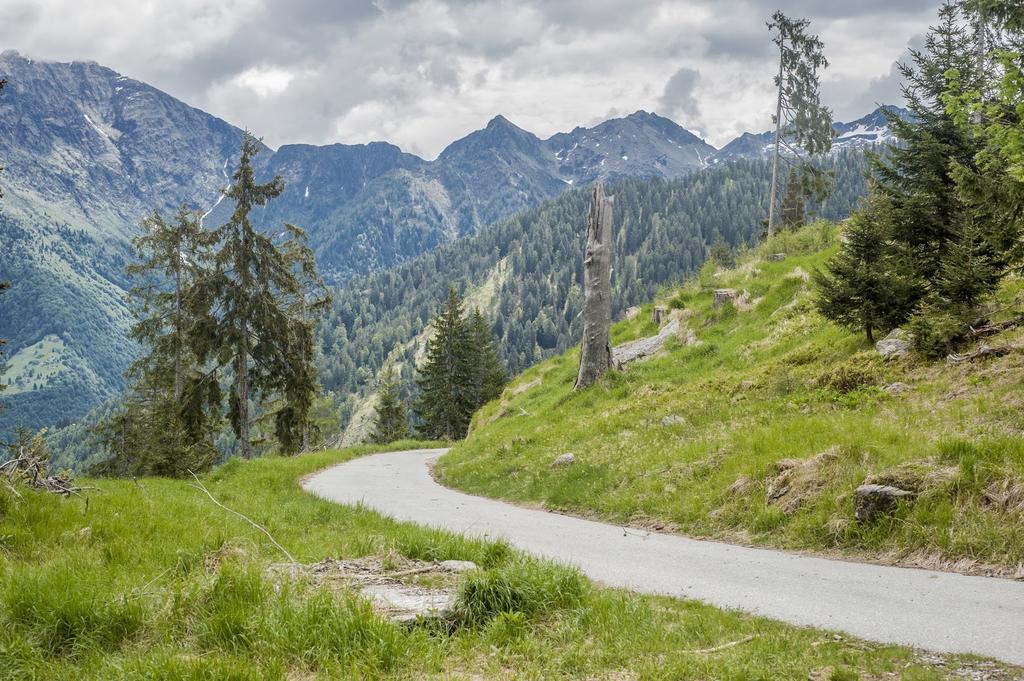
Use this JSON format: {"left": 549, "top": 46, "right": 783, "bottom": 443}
{"left": 0, "top": 281, "right": 8, "bottom": 412}
{"left": 372, "top": 369, "right": 409, "bottom": 444}
{"left": 202, "top": 133, "right": 326, "bottom": 457}
{"left": 946, "top": 2, "right": 1024, "bottom": 273}
{"left": 779, "top": 168, "right": 806, "bottom": 231}
{"left": 276, "top": 223, "right": 331, "bottom": 453}
{"left": 468, "top": 308, "right": 508, "bottom": 407}
{"left": 766, "top": 12, "right": 834, "bottom": 238}
{"left": 93, "top": 206, "right": 219, "bottom": 476}
{"left": 814, "top": 195, "right": 918, "bottom": 343}
{"left": 415, "top": 286, "right": 474, "bottom": 440}
{"left": 872, "top": 3, "right": 983, "bottom": 289}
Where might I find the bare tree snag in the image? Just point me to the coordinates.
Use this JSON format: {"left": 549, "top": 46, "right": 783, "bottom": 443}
{"left": 576, "top": 183, "right": 614, "bottom": 390}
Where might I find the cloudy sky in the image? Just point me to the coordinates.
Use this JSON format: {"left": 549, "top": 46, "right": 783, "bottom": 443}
{"left": 3, "top": 0, "right": 940, "bottom": 158}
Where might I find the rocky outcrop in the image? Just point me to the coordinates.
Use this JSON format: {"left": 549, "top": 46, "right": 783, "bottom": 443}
{"left": 855, "top": 484, "right": 917, "bottom": 522}
{"left": 876, "top": 328, "right": 913, "bottom": 359}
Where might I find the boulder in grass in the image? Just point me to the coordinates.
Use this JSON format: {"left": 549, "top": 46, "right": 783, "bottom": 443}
{"left": 855, "top": 484, "right": 917, "bottom": 522}
{"left": 553, "top": 452, "right": 576, "bottom": 467}
{"left": 876, "top": 328, "right": 913, "bottom": 359}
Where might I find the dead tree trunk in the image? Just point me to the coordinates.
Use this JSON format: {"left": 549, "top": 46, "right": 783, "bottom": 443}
{"left": 575, "top": 183, "right": 614, "bottom": 390}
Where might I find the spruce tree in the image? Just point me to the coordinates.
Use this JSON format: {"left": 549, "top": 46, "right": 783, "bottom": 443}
{"left": 766, "top": 12, "right": 834, "bottom": 238}
{"left": 946, "top": 2, "right": 1024, "bottom": 273}
{"left": 94, "top": 205, "right": 219, "bottom": 476}
{"left": 372, "top": 370, "right": 409, "bottom": 444}
{"left": 415, "top": 286, "right": 474, "bottom": 440}
{"left": 467, "top": 308, "right": 508, "bottom": 407}
{"left": 0, "top": 281, "right": 8, "bottom": 411}
{"left": 872, "top": 3, "right": 982, "bottom": 288}
{"left": 814, "top": 195, "right": 918, "bottom": 343}
{"left": 202, "top": 133, "right": 326, "bottom": 457}
{"left": 779, "top": 168, "right": 806, "bottom": 231}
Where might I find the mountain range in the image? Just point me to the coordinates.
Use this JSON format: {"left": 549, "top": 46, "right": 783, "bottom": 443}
{"left": 0, "top": 50, "right": 901, "bottom": 437}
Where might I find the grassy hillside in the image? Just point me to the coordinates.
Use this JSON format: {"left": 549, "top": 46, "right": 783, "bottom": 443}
{"left": 2, "top": 443, "right": 1016, "bottom": 679}
{"left": 438, "top": 224, "right": 1024, "bottom": 576}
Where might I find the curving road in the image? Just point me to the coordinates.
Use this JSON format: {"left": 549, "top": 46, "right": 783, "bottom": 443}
{"left": 303, "top": 448, "right": 1024, "bottom": 665}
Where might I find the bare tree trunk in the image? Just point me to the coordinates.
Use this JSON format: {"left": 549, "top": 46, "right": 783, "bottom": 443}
{"left": 767, "top": 40, "right": 785, "bottom": 240}
{"left": 301, "top": 296, "right": 310, "bottom": 453}
{"left": 575, "top": 183, "right": 614, "bottom": 391}
{"left": 173, "top": 237, "right": 183, "bottom": 403}
{"left": 238, "top": 315, "right": 251, "bottom": 458}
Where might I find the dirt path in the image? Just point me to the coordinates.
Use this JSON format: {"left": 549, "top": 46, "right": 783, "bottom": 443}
{"left": 304, "top": 448, "right": 1024, "bottom": 666}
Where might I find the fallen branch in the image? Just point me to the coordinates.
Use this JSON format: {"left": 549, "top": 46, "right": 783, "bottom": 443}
{"left": 682, "top": 634, "right": 758, "bottom": 655}
{"left": 947, "top": 345, "right": 1013, "bottom": 363}
{"left": 969, "top": 317, "right": 1022, "bottom": 338}
{"left": 188, "top": 470, "right": 297, "bottom": 564}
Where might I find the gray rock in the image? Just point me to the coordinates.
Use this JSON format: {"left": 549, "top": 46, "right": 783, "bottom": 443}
{"left": 713, "top": 288, "right": 737, "bottom": 308}
{"left": 612, "top": 319, "right": 682, "bottom": 368}
{"left": 876, "top": 328, "right": 913, "bottom": 359}
{"left": 855, "top": 483, "right": 917, "bottom": 522}
{"left": 438, "top": 560, "right": 478, "bottom": 573}
{"left": 362, "top": 583, "right": 457, "bottom": 623}
{"left": 661, "top": 415, "right": 686, "bottom": 427}
{"left": 883, "top": 382, "right": 911, "bottom": 395}
{"left": 767, "top": 253, "right": 786, "bottom": 262}
{"left": 553, "top": 452, "right": 576, "bottom": 466}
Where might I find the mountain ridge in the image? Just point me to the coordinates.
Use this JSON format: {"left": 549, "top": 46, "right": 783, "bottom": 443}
{"left": 0, "top": 51, "right": 897, "bottom": 436}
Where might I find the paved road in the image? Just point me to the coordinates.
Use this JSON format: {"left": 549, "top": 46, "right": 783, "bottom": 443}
{"left": 304, "top": 448, "right": 1024, "bottom": 665}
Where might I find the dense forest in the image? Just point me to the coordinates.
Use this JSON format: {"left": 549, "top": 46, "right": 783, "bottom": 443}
{"left": 317, "top": 151, "right": 871, "bottom": 425}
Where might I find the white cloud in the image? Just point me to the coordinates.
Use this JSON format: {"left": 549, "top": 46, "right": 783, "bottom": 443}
{"left": 0, "top": 0, "right": 939, "bottom": 156}
{"left": 229, "top": 66, "right": 298, "bottom": 98}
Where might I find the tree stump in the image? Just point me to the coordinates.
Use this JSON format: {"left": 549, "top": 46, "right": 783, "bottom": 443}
{"left": 713, "top": 289, "right": 737, "bottom": 309}
{"left": 576, "top": 183, "right": 614, "bottom": 390}
{"left": 652, "top": 306, "right": 668, "bottom": 325}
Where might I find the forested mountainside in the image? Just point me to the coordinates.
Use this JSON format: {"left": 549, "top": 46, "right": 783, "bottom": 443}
{"left": 203, "top": 111, "right": 720, "bottom": 283}
{"left": 0, "top": 53, "right": 718, "bottom": 437}
{"left": 0, "top": 51, "right": 251, "bottom": 436}
{"left": 0, "top": 49, "right": 899, "bottom": 438}
{"left": 316, "top": 150, "right": 870, "bottom": 432}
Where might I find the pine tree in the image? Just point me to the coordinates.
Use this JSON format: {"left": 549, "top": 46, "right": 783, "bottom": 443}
{"left": 372, "top": 370, "right": 409, "bottom": 444}
{"left": 415, "top": 286, "right": 474, "bottom": 440}
{"left": 127, "top": 206, "right": 219, "bottom": 418}
{"left": 201, "top": 133, "right": 326, "bottom": 457}
{"left": 0, "top": 280, "right": 8, "bottom": 412}
{"left": 0, "top": 80, "right": 7, "bottom": 411}
{"left": 467, "top": 308, "right": 508, "bottom": 407}
{"left": 779, "top": 168, "right": 806, "bottom": 231}
{"left": 872, "top": 3, "right": 982, "bottom": 287}
{"left": 276, "top": 223, "right": 331, "bottom": 453}
{"left": 766, "top": 12, "right": 834, "bottom": 238}
{"left": 814, "top": 195, "right": 918, "bottom": 343}
{"left": 93, "top": 205, "right": 219, "bottom": 476}
{"left": 946, "top": 2, "right": 1024, "bottom": 273}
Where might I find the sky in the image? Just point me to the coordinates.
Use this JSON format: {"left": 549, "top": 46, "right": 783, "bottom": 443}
{"left": 2, "top": 0, "right": 941, "bottom": 158}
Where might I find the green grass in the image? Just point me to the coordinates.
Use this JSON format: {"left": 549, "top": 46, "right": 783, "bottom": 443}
{"left": 2, "top": 439, "right": 1016, "bottom": 678}
{"left": 438, "top": 224, "right": 1024, "bottom": 574}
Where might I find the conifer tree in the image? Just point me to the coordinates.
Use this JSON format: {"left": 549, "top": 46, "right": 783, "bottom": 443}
{"left": 766, "top": 12, "right": 834, "bottom": 238}
{"left": 468, "top": 308, "right": 508, "bottom": 407}
{"left": 0, "top": 281, "right": 8, "bottom": 411}
{"left": 202, "top": 133, "right": 326, "bottom": 457}
{"left": 779, "top": 168, "right": 806, "bottom": 231}
{"left": 415, "top": 286, "right": 474, "bottom": 440}
{"left": 872, "top": 3, "right": 982, "bottom": 288}
{"left": 371, "top": 370, "right": 409, "bottom": 444}
{"left": 814, "top": 195, "right": 918, "bottom": 343}
{"left": 94, "top": 205, "right": 219, "bottom": 476}
{"left": 946, "top": 2, "right": 1024, "bottom": 273}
